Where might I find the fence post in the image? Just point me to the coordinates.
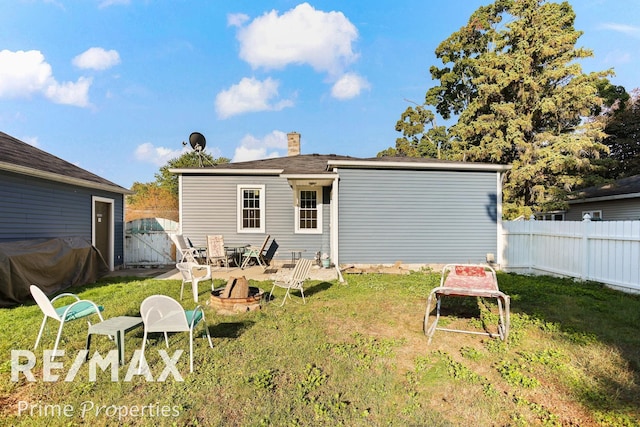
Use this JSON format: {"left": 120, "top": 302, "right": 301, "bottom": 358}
{"left": 528, "top": 215, "right": 535, "bottom": 274}
{"left": 581, "top": 213, "right": 591, "bottom": 281}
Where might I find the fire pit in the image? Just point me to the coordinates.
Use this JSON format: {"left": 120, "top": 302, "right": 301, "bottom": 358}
{"left": 209, "top": 276, "right": 264, "bottom": 314}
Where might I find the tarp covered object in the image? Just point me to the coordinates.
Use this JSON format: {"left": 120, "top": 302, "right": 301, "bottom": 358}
{"left": 0, "top": 237, "right": 109, "bottom": 308}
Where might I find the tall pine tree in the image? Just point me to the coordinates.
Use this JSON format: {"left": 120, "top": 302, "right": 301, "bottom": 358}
{"left": 423, "top": 0, "right": 611, "bottom": 218}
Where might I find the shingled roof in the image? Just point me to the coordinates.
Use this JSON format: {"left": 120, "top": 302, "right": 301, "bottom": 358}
{"left": 0, "top": 131, "right": 130, "bottom": 194}
{"left": 173, "top": 153, "right": 510, "bottom": 175}
{"left": 569, "top": 174, "right": 640, "bottom": 202}
{"left": 204, "top": 153, "right": 355, "bottom": 174}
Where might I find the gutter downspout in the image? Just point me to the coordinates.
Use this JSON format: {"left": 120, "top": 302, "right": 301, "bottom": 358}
{"left": 331, "top": 171, "right": 344, "bottom": 283}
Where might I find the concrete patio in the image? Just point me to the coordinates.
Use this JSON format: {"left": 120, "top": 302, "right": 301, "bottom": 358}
{"left": 110, "top": 261, "right": 341, "bottom": 282}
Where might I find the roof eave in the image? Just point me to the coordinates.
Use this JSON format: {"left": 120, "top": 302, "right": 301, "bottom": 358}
{"left": 567, "top": 192, "right": 640, "bottom": 204}
{"left": 0, "top": 161, "right": 132, "bottom": 195}
{"left": 170, "top": 168, "right": 284, "bottom": 175}
{"left": 326, "top": 159, "right": 511, "bottom": 172}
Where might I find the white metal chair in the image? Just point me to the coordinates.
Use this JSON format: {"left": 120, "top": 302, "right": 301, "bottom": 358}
{"left": 170, "top": 234, "right": 200, "bottom": 263}
{"left": 139, "top": 295, "right": 213, "bottom": 373}
{"left": 240, "top": 235, "right": 270, "bottom": 270}
{"left": 269, "top": 258, "right": 313, "bottom": 306}
{"left": 176, "top": 262, "right": 213, "bottom": 303}
{"left": 206, "top": 235, "right": 233, "bottom": 270}
{"left": 30, "top": 285, "right": 105, "bottom": 359}
{"left": 424, "top": 264, "right": 510, "bottom": 344}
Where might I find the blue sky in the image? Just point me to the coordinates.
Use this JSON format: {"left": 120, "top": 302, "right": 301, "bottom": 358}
{"left": 1, "top": 0, "right": 638, "bottom": 189}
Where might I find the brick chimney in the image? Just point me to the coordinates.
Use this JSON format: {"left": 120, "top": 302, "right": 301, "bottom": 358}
{"left": 287, "top": 132, "right": 300, "bottom": 156}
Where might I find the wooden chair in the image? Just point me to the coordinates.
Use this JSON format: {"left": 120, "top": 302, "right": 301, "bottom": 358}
{"left": 206, "top": 235, "right": 233, "bottom": 270}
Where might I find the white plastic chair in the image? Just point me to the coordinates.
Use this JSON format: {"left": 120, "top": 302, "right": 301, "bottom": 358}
{"left": 176, "top": 262, "right": 213, "bottom": 302}
{"left": 30, "top": 285, "right": 104, "bottom": 359}
{"left": 269, "top": 258, "right": 313, "bottom": 306}
{"left": 139, "top": 295, "right": 213, "bottom": 373}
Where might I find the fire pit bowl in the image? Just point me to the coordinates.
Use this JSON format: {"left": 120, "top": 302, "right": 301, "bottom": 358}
{"left": 210, "top": 286, "right": 264, "bottom": 314}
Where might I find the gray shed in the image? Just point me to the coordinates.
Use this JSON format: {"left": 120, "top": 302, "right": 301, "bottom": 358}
{"left": 171, "top": 133, "right": 510, "bottom": 268}
{"left": 0, "top": 131, "right": 131, "bottom": 305}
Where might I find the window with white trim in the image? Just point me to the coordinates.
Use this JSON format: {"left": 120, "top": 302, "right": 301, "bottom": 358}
{"left": 295, "top": 187, "right": 322, "bottom": 234}
{"left": 237, "top": 185, "right": 265, "bottom": 233}
{"left": 582, "top": 210, "right": 602, "bottom": 221}
{"left": 535, "top": 212, "right": 565, "bottom": 221}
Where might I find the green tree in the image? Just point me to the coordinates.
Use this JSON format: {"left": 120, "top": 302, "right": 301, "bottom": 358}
{"left": 599, "top": 89, "right": 640, "bottom": 179}
{"left": 154, "top": 151, "right": 229, "bottom": 197}
{"left": 402, "top": 0, "right": 611, "bottom": 218}
{"left": 379, "top": 103, "right": 450, "bottom": 159}
{"left": 127, "top": 151, "right": 229, "bottom": 221}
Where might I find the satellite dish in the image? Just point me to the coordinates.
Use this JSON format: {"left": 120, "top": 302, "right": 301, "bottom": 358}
{"left": 189, "top": 132, "right": 206, "bottom": 152}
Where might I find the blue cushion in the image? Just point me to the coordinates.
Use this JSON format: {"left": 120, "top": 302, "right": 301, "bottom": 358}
{"left": 56, "top": 301, "right": 104, "bottom": 321}
{"left": 184, "top": 309, "right": 203, "bottom": 326}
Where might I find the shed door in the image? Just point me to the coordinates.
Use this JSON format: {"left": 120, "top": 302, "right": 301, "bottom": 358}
{"left": 92, "top": 197, "right": 114, "bottom": 270}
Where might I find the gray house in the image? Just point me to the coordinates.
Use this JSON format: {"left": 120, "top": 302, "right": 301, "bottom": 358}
{"left": 171, "top": 133, "right": 511, "bottom": 268}
{"left": 0, "top": 131, "right": 131, "bottom": 271}
{"left": 565, "top": 174, "right": 640, "bottom": 221}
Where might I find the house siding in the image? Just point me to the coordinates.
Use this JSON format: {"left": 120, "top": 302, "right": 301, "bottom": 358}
{"left": 0, "top": 170, "right": 125, "bottom": 266}
{"left": 180, "top": 174, "right": 330, "bottom": 261}
{"left": 336, "top": 168, "right": 498, "bottom": 264}
{"left": 566, "top": 198, "right": 640, "bottom": 221}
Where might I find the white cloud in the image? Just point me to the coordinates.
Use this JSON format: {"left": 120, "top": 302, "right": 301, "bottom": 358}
{"left": 236, "top": 2, "right": 359, "bottom": 75}
{"left": 134, "top": 142, "right": 187, "bottom": 166}
{"left": 331, "top": 72, "right": 370, "bottom": 100}
{"left": 73, "top": 47, "right": 121, "bottom": 70}
{"left": 232, "top": 130, "right": 287, "bottom": 162}
{"left": 598, "top": 23, "right": 640, "bottom": 38}
{"left": 0, "top": 49, "right": 92, "bottom": 107}
{"left": 215, "top": 77, "right": 294, "bottom": 119}
{"left": 45, "top": 77, "right": 92, "bottom": 107}
{"left": 227, "top": 13, "right": 249, "bottom": 27}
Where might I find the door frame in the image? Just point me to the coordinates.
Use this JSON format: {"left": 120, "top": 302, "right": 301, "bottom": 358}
{"left": 92, "top": 196, "right": 115, "bottom": 271}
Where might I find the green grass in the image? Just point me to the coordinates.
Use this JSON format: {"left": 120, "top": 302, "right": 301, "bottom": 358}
{"left": 1, "top": 271, "right": 639, "bottom": 426}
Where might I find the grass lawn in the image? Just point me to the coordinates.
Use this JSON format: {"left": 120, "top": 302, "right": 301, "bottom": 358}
{"left": 1, "top": 270, "right": 639, "bottom": 426}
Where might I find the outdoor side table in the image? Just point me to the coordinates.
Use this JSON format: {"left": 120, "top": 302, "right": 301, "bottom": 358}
{"left": 85, "top": 316, "right": 143, "bottom": 365}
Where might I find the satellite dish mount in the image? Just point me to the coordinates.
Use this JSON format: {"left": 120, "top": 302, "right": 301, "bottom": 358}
{"left": 186, "top": 132, "right": 213, "bottom": 167}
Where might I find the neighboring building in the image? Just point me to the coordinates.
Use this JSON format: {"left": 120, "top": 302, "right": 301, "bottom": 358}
{"left": 171, "top": 133, "right": 511, "bottom": 267}
{"left": 565, "top": 175, "right": 640, "bottom": 221}
{"left": 0, "top": 131, "right": 131, "bottom": 270}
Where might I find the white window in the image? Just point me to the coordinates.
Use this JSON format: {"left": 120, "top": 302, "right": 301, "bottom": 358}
{"left": 582, "top": 210, "right": 602, "bottom": 221}
{"left": 237, "top": 185, "right": 265, "bottom": 233}
{"left": 535, "top": 212, "right": 565, "bottom": 221}
{"left": 295, "top": 187, "right": 322, "bottom": 234}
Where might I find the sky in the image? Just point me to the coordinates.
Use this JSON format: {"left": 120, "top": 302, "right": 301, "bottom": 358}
{"left": 1, "top": 0, "right": 639, "bottom": 189}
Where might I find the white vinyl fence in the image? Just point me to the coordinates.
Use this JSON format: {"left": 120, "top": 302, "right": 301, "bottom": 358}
{"left": 501, "top": 218, "right": 640, "bottom": 293}
{"left": 124, "top": 218, "right": 178, "bottom": 267}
